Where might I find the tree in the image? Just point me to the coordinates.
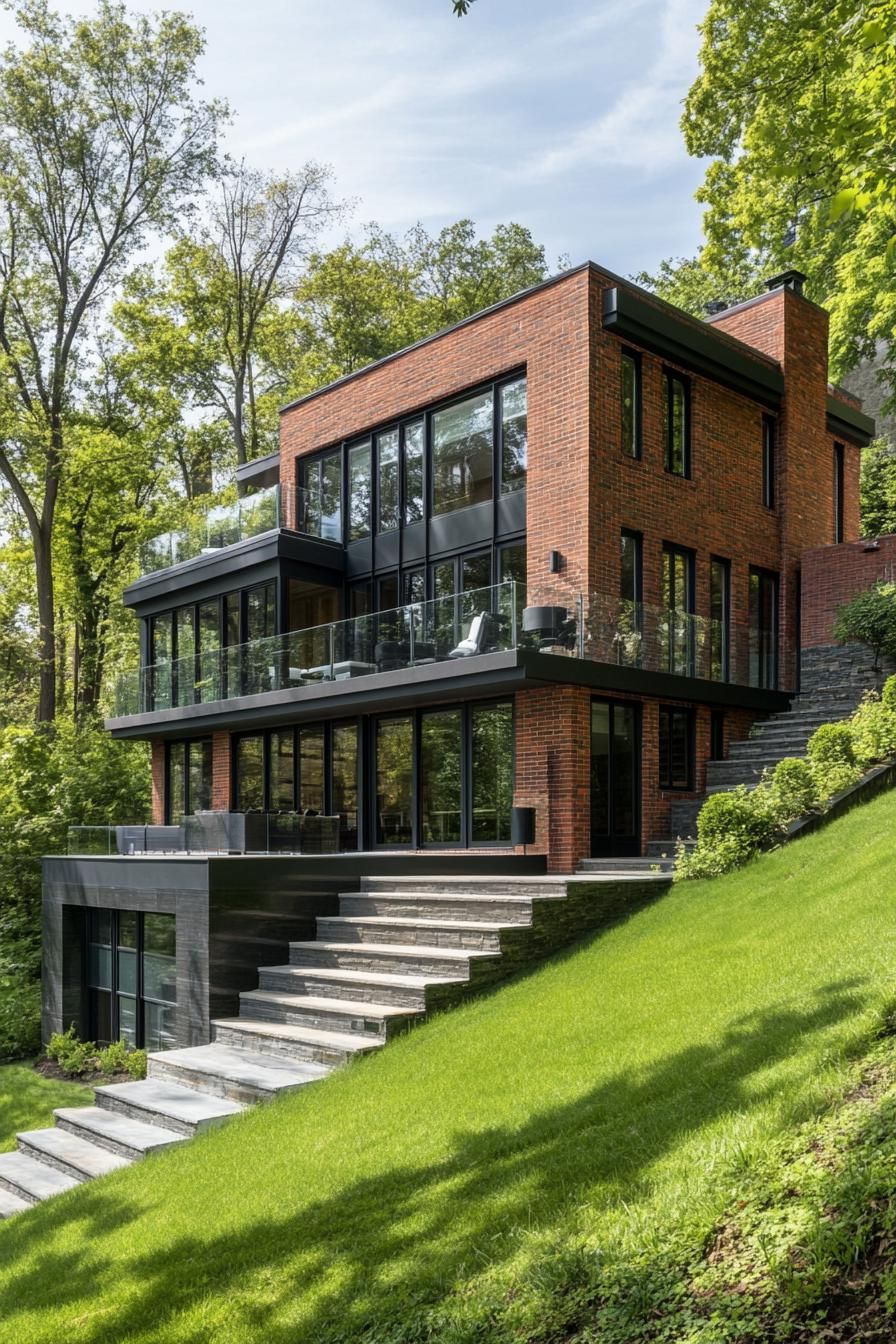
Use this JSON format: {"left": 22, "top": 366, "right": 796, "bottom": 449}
{"left": 678, "top": 0, "right": 896, "bottom": 386}
{"left": 116, "top": 161, "right": 343, "bottom": 480}
{"left": 833, "top": 581, "right": 896, "bottom": 670}
{"left": 0, "top": 0, "right": 223, "bottom": 721}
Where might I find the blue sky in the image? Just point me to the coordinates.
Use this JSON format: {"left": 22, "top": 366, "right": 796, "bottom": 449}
{"left": 0, "top": 0, "right": 709, "bottom": 276}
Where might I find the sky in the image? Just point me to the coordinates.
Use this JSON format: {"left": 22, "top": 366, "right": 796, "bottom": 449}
{"left": 0, "top": 0, "right": 709, "bottom": 277}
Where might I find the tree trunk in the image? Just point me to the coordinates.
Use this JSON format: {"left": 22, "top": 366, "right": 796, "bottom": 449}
{"left": 34, "top": 528, "right": 56, "bottom": 723}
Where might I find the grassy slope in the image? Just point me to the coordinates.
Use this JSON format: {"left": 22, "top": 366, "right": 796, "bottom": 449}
{"left": 0, "top": 1065, "right": 92, "bottom": 1153}
{"left": 1, "top": 793, "right": 895, "bottom": 1344}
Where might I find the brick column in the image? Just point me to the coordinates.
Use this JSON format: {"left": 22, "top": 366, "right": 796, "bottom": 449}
{"left": 514, "top": 687, "right": 591, "bottom": 872}
{"left": 211, "top": 731, "right": 231, "bottom": 810}
{"left": 150, "top": 740, "right": 165, "bottom": 823}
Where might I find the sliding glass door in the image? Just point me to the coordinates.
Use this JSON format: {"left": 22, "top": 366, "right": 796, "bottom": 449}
{"left": 590, "top": 698, "right": 641, "bottom": 856}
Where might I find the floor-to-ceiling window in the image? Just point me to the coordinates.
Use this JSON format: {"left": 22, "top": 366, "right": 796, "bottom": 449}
{"left": 749, "top": 567, "right": 779, "bottom": 689}
{"left": 710, "top": 557, "right": 731, "bottom": 681}
{"left": 661, "top": 543, "right": 696, "bottom": 676}
{"left": 420, "top": 709, "right": 464, "bottom": 844}
{"left": 375, "top": 717, "right": 414, "bottom": 845}
{"left": 87, "top": 909, "right": 177, "bottom": 1050}
{"left": 166, "top": 738, "right": 213, "bottom": 822}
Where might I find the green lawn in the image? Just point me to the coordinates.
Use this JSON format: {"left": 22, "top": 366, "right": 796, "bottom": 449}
{"left": 1, "top": 792, "right": 895, "bottom": 1343}
{"left": 0, "top": 1064, "right": 93, "bottom": 1152}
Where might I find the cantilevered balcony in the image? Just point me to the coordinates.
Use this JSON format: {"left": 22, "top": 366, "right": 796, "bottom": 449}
{"left": 107, "top": 582, "right": 788, "bottom": 735}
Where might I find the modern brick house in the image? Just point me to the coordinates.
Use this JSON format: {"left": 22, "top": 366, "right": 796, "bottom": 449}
{"left": 41, "top": 262, "right": 875, "bottom": 1055}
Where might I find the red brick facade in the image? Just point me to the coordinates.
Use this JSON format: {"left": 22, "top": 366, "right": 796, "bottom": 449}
{"left": 146, "top": 266, "right": 870, "bottom": 870}
{"left": 801, "top": 535, "right": 896, "bottom": 648}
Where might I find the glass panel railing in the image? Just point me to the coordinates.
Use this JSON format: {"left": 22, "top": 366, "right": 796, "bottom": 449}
{"left": 66, "top": 814, "right": 342, "bottom": 856}
{"left": 138, "top": 483, "right": 283, "bottom": 577}
{"left": 110, "top": 583, "right": 766, "bottom": 720}
{"left": 114, "top": 581, "right": 524, "bottom": 715}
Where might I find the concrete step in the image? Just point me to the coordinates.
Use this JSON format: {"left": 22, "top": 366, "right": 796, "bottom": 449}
{"left": 338, "top": 891, "right": 537, "bottom": 924}
{"left": 94, "top": 1079, "right": 245, "bottom": 1137}
{"left": 256, "top": 963, "right": 465, "bottom": 1011}
{"left": 211, "top": 1017, "right": 382, "bottom": 1066}
{"left": 53, "top": 1106, "right": 188, "bottom": 1162}
{"left": 359, "top": 876, "right": 567, "bottom": 897}
{"left": 17, "top": 1126, "right": 131, "bottom": 1182}
{"left": 288, "top": 939, "right": 500, "bottom": 980}
{"left": 0, "top": 1150, "right": 81, "bottom": 1204}
{"left": 316, "top": 914, "right": 508, "bottom": 952}
{"left": 577, "top": 857, "right": 674, "bottom": 872}
{"left": 147, "top": 1043, "right": 330, "bottom": 1105}
{"left": 0, "top": 1186, "right": 31, "bottom": 1218}
{"left": 239, "top": 990, "right": 419, "bottom": 1038}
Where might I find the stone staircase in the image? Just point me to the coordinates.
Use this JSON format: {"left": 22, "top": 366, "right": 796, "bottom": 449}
{"left": 665, "top": 686, "right": 869, "bottom": 846}
{"left": 0, "top": 872, "right": 669, "bottom": 1218}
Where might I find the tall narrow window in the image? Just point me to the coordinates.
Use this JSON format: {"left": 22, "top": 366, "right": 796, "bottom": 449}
{"left": 619, "top": 530, "right": 643, "bottom": 666}
{"left": 235, "top": 735, "right": 265, "bottom": 811}
{"left": 500, "top": 377, "right": 527, "bottom": 492}
{"left": 331, "top": 723, "right": 359, "bottom": 850}
{"left": 174, "top": 606, "right": 196, "bottom": 708}
{"left": 749, "top": 568, "right": 779, "bottom": 689}
{"left": 710, "top": 557, "right": 731, "bottom": 682}
{"left": 621, "top": 350, "right": 641, "bottom": 458}
{"left": 762, "top": 416, "right": 776, "bottom": 509}
{"left": 402, "top": 420, "right": 424, "bottom": 524}
{"left": 299, "top": 448, "right": 342, "bottom": 541}
{"left": 659, "top": 707, "right": 694, "bottom": 789}
{"left": 298, "top": 726, "right": 325, "bottom": 814}
{"left": 620, "top": 531, "right": 642, "bottom": 607}
{"left": 662, "top": 544, "right": 695, "bottom": 675}
{"left": 834, "top": 442, "right": 845, "bottom": 543}
{"left": 348, "top": 440, "right": 372, "bottom": 541}
{"left": 377, "top": 429, "right": 400, "bottom": 532}
{"left": 663, "top": 370, "right": 690, "bottom": 477}
{"left": 432, "top": 391, "right": 493, "bottom": 515}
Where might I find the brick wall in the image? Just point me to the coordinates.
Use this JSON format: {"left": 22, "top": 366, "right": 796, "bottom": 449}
{"left": 212, "top": 731, "right": 230, "bottom": 810}
{"left": 801, "top": 534, "right": 896, "bottom": 647}
{"left": 150, "top": 740, "right": 164, "bottom": 824}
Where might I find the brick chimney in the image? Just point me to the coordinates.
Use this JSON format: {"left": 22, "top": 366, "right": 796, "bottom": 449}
{"left": 708, "top": 272, "right": 831, "bottom": 690}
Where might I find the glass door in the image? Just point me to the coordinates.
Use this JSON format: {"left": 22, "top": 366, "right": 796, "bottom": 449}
{"left": 590, "top": 698, "right": 641, "bottom": 856}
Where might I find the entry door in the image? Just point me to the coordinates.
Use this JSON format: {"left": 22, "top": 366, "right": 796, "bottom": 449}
{"left": 590, "top": 699, "right": 641, "bottom": 856}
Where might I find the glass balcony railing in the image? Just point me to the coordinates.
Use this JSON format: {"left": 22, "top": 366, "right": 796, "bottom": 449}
{"left": 112, "top": 584, "right": 776, "bottom": 718}
{"left": 139, "top": 483, "right": 299, "bottom": 576}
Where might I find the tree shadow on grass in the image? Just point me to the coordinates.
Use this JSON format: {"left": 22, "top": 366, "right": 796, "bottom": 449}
{"left": 0, "top": 977, "right": 874, "bottom": 1344}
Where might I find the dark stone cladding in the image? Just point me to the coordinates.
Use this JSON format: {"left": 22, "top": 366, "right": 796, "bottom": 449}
{"left": 799, "top": 642, "right": 896, "bottom": 702}
{"left": 41, "top": 851, "right": 548, "bottom": 1048}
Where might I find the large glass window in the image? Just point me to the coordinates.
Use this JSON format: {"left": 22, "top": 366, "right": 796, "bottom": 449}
{"left": 331, "top": 723, "right": 359, "bottom": 850}
{"left": 269, "top": 731, "right": 295, "bottom": 811}
{"left": 500, "top": 378, "right": 527, "bottom": 493}
{"left": 174, "top": 606, "right": 195, "bottom": 708}
{"left": 165, "top": 737, "right": 212, "bottom": 822}
{"left": 300, "top": 448, "right": 342, "bottom": 541}
{"left": 663, "top": 371, "right": 690, "bottom": 477}
{"left": 376, "top": 717, "right": 413, "bottom": 845}
{"left": 749, "top": 568, "right": 779, "bottom": 689}
{"left": 197, "top": 601, "right": 220, "bottom": 703}
{"left": 235, "top": 735, "right": 265, "bottom": 811}
{"left": 348, "top": 440, "right": 372, "bottom": 541}
{"left": 710, "top": 557, "right": 731, "bottom": 682}
{"left": 621, "top": 350, "right": 641, "bottom": 458}
{"left": 299, "top": 726, "right": 326, "bottom": 813}
{"left": 87, "top": 910, "right": 176, "bottom": 1051}
{"left": 402, "top": 420, "right": 424, "bottom": 525}
{"left": 620, "top": 531, "right": 642, "bottom": 607}
{"left": 432, "top": 391, "right": 493, "bottom": 515}
{"left": 377, "top": 429, "right": 400, "bottom": 532}
{"left": 659, "top": 706, "right": 694, "bottom": 790}
{"left": 421, "top": 709, "right": 463, "bottom": 844}
{"left": 662, "top": 544, "right": 695, "bottom": 675}
{"left": 471, "top": 702, "right": 513, "bottom": 843}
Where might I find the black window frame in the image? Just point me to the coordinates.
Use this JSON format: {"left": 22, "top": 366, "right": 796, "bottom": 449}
{"left": 709, "top": 555, "right": 731, "bottom": 682}
{"left": 762, "top": 415, "right": 777, "bottom": 509}
{"left": 620, "top": 529, "right": 643, "bottom": 606}
{"left": 834, "top": 442, "right": 845, "bottom": 543}
{"left": 748, "top": 566, "right": 780, "bottom": 690}
{"left": 86, "top": 908, "right": 177, "bottom": 1050}
{"left": 164, "top": 737, "right": 213, "bottom": 823}
{"left": 658, "top": 705, "right": 695, "bottom": 791}
{"left": 620, "top": 347, "right": 642, "bottom": 459}
{"left": 662, "top": 368, "right": 691, "bottom": 478}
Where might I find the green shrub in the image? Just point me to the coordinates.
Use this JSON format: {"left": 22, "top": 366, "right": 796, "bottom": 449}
{"left": 96, "top": 1039, "right": 130, "bottom": 1075}
{"left": 125, "top": 1049, "right": 147, "bottom": 1080}
{"left": 676, "top": 833, "right": 752, "bottom": 880}
{"left": 0, "top": 979, "right": 41, "bottom": 1061}
{"left": 676, "top": 785, "right": 780, "bottom": 880}
{"left": 849, "top": 693, "right": 896, "bottom": 768}
{"left": 833, "top": 580, "right": 896, "bottom": 669}
{"left": 807, "top": 722, "right": 862, "bottom": 801}
{"left": 882, "top": 673, "right": 896, "bottom": 712}
{"left": 768, "top": 757, "right": 819, "bottom": 823}
{"left": 46, "top": 1026, "right": 97, "bottom": 1076}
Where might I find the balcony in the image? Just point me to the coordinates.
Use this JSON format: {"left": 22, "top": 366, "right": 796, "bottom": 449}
{"left": 138, "top": 483, "right": 311, "bottom": 577}
{"left": 111, "top": 582, "right": 781, "bottom": 722}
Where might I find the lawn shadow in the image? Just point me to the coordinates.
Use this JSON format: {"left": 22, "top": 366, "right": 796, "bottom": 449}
{"left": 0, "top": 976, "right": 873, "bottom": 1343}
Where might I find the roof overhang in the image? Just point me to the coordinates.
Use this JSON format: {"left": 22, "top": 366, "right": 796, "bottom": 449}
{"left": 105, "top": 648, "right": 791, "bottom": 739}
{"left": 602, "top": 286, "right": 785, "bottom": 409}
{"left": 826, "top": 394, "right": 876, "bottom": 447}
